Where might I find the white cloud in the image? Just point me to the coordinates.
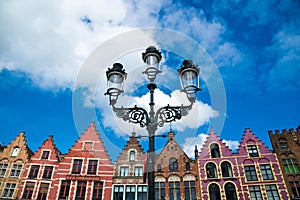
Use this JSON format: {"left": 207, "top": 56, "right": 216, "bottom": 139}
{"left": 222, "top": 139, "right": 240, "bottom": 151}
{"left": 182, "top": 133, "right": 208, "bottom": 158}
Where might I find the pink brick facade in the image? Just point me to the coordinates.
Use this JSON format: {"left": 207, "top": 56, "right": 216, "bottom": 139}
{"left": 197, "top": 128, "right": 289, "bottom": 200}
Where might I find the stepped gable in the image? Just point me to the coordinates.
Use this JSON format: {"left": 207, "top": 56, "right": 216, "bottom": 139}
{"left": 0, "top": 132, "right": 33, "bottom": 161}
{"left": 66, "top": 122, "right": 112, "bottom": 164}
{"left": 30, "top": 135, "right": 61, "bottom": 161}
{"left": 114, "top": 132, "right": 144, "bottom": 163}
{"left": 238, "top": 128, "right": 271, "bottom": 155}
{"left": 198, "top": 129, "right": 232, "bottom": 159}
{"left": 156, "top": 130, "right": 192, "bottom": 169}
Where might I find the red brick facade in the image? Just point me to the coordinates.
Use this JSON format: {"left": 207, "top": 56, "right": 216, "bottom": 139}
{"left": 50, "top": 122, "right": 114, "bottom": 200}
{"left": 154, "top": 131, "right": 200, "bottom": 200}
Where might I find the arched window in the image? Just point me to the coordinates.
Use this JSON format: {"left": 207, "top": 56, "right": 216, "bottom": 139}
{"left": 206, "top": 163, "right": 217, "bottom": 178}
{"left": 11, "top": 147, "right": 20, "bottom": 157}
{"left": 221, "top": 161, "right": 233, "bottom": 177}
{"left": 169, "top": 158, "right": 178, "bottom": 172}
{"left": 209, "top": 183, "right": 221, "bottom": 200}
{"left": 225, "top": 182, "right": 238, "bottom": 200}
{"left": 157, "top": 164, "right": 162, "bottom": 172}
{"left": 210, "top": 144, "right": 220, "bottom": 158}
{"left": 185, "top": 162, "right": 190, "bottom": 171}
{"left": 129, "top": 151, "right": 135, "bottom": 161}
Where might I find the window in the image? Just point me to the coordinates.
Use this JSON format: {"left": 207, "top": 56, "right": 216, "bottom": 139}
{"left": 247, "top": 145, "right": 259, "bottom": 157}
{"left": 210, "top": 143, "right": 220, "bottom": 158}
{"left": 0, "top": 163, "right": 8, "bottom": 177}
{"left": 37, "top": 183, "right": 49, "bottom": 200}
{"left": 221, "top": 161, "right": 233, "bottom": 178}
{"left": 169, "top": 181, "right": 180, "bottom": 200}
{"left": 209, "top": 183, "right": 221, "bottom": 200}
{"left": 134, "top": 166, "right": 143, "bottom": 176}
{"left": 125, "top": 185, "right": 135, "bottom": 200}
{"left": 120, "top": 166, "right": 129, "bottom": 177}
{"left": 42, "top": 166, "right": 53, "bottom": 179}
{"left": 249, "top": 185, "right": 262, "bottom": 200}
{"left": 206, "top": 162, "right": 218, "bottom": 178}
{"left": 137, "top": 185, "right": 147, "bottom": 200}
{"left": 72, "top": 159, "right": 83, "bottom": 174}
{"left": 59, "top": 180, "right": 71, "bottom": 199}
{"left": 157, "top": 164, "right": 162, "bottom": 172}
{"left": 290, "top": 181, "right": 300, "bottom": 198}
{"left": 41, "top": 151, "right": 50, "bottom": 159}
{"left": 279, "top": 142, "right": 288, "bottom": 151}
{"left": 169, "top": 158, "right": 178, "bottom": 172}
{"left": 155, "top": 182, "right": 165, "bottom": 200}
{"left": 244, "top": 165, "right": 258, "bottom": 181}
{"left": 2, "top": 183, "right": 16, "bottom": 198}
{"left": 260, "top": 164, "right": 274, "bottom": 180}
{"left": 75, "top": 181, "right": 87, "bottom": 200}
{"left": 184, "top": 181, "right": 196, "bottom": 200}
{"left": 11, "top": 147, "right": 20, "bottom": 157}
{"left": 28, "top": 165, "right": 40, "bottom": 178}
{"left": 88, "top": 160, "right": 98, "bottom": 175}
{"left": 282, "top": 158, "right": 299, "bottom": 173}
{"left": 10, "top": 164, "right": 22, "bottom": 177}
{"left": 22, "top": 182, "right": 35, "bottom": 199}
{"left": 185, "top": 162, "right": 191, "bottom": 171}
{"left": 113, "top": 185, "right": 124, "bottom": 200}
{"left": 129, "top": 151, "right": 135, "bottom": 161}
{"left": 225, "top": 182, "right": 237, "bottom": 200}
{"left": 84, "top": 141, "right": 93, "bottom": 150}
{"left": 265, "top": 184, "right": 280, "bottom": 200}
{"left": 92, "top": 181, "right": 103, "bottom": 200}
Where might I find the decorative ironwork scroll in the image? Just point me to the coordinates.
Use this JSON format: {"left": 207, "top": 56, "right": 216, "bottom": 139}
{"left": 113, "top": 105, "right": 149, "bottom": 127}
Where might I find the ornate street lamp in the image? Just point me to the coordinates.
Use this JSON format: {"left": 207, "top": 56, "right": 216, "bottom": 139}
{"left": 105, "top": 46, "right": 201, "bottom": 200}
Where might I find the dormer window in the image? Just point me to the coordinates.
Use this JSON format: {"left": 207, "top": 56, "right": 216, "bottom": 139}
{"left": 41, "top": 151, "right": 50, "bottom": 159}
{"left": 247, "top": 145, "right": 259, "bottom": 157}
{"left": 129, "top": 151, "right": 135, "bottom": 161}
{"left": 210, "top": 143, "right": 220, "bottom": 158}
{"left": 11, "top": 147, "right": 20, "bottom": 157}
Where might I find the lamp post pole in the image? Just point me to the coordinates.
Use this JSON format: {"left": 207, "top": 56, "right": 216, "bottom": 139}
{"left": 105, "top": 46, "right": 201, "bottom": 200}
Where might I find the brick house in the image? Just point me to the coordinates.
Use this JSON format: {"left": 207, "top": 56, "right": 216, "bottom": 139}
{"left": 268, "top": 126, "right": 300, "bottom": 199}
{"left": 197, "top": 128, "right": 289, "bottom": 200}
{"left": 17, "top": 135, "right": 61, "bottom": 200}
{"left": 50, "top": 122, "right": 114, "bottom": 200}
{"left": 0, "top": 132, "right": 33, "bottom": 199}
{"left": 112, "top": 132, "right": 147, "bottom": 200}
{"left": 154, "top": 130, "right": 200, "bottom": 200}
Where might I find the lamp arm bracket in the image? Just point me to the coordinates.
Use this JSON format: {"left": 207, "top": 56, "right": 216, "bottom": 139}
{"left": 155, "top": 101, "right": 194, "bottom": 127}
{"left": 112, "top": 104, "right": 150, "bottom": 128}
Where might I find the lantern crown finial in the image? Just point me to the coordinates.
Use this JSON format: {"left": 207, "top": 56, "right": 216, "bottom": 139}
{"left": 142, "top": 46, "right": 162, "bottom": 62}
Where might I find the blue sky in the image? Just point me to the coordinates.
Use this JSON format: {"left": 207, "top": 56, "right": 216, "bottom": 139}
{"left": 0, "top": 0, "right": 299, "bottom": 160}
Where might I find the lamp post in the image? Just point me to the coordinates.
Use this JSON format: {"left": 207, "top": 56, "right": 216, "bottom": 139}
{"left": 105, "top": 46, "right": 201, "bottom": 200}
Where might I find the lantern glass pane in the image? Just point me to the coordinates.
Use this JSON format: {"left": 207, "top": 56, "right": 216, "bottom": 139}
{"left": 181, "top": 70, "right": 198, "bottom": 89}
{"left": 108, "top": 72, "right": 124, "bottom": 90}
{"left": 146, "top": 55, "right": 159, "bottom": 69}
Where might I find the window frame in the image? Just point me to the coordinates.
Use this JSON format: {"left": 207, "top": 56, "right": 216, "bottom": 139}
{"left": 155, "top": 182, "right": 165, "bottom": 200}
{"left": 87, "top": 160, "right": 98, "bottom": 175}
{"left": 221, "top": 161, "right": 233, "bottom": 178}
{"left": 0, "top": 163, "right": 8, "bottom": 177}
{"left": 92, "top": 181, "right": 103, "bottom": 200}
{"left": 260, "top": 164, "right": 274, "bottom": 180}
{"left": 120, "top": 166, "right": 129, "bottom": 177}
{"left": 41, "top": 150, "right": 50, "bottom": 159}
{"left": 247, "top": 145, "right": 259, "bottom": 157}
{"left": 210, "top": 143, "right": 221, "bottom": 158}
{"left": 42, "top": 166, "right": 53, "bottom": 179}
{"left": 37, "top": 182, "right": 49, "bottom": 200}
{"left": 75, "top": 181, "right": 87, "bottom": 200}
{"left": 129, "top": 151, "right": 136, "bottom": 161}
{"left": 206, "top": 162, "right": 218, "bottom": 179}
{"left": 249, "top": 185, "right": 262, "bottom": 200}
{"left": 244, "top": 165, "right": 258, "bottom": 181}
{"left": 265, "top": 184, "right": 280, "bottom": 200}
{"left": 72, "top": 159, "right": 83, "bottom": 174}
{"left": 169, "top": 158, "right": 178, "bottom": 172}
{"left": 9, "top": 164, "right": 22, "bottom": 178}
{"left": 58, "top": 180, "right": 71, "bottom": 199}
{"left": 28, "top": 165, "right": 40, "bottom": 179}
{"left": 2, "top": 182, "right": 16, "bottom": 198}
{"left": 134, "top": 166, "right": 143, "bottom": 177}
